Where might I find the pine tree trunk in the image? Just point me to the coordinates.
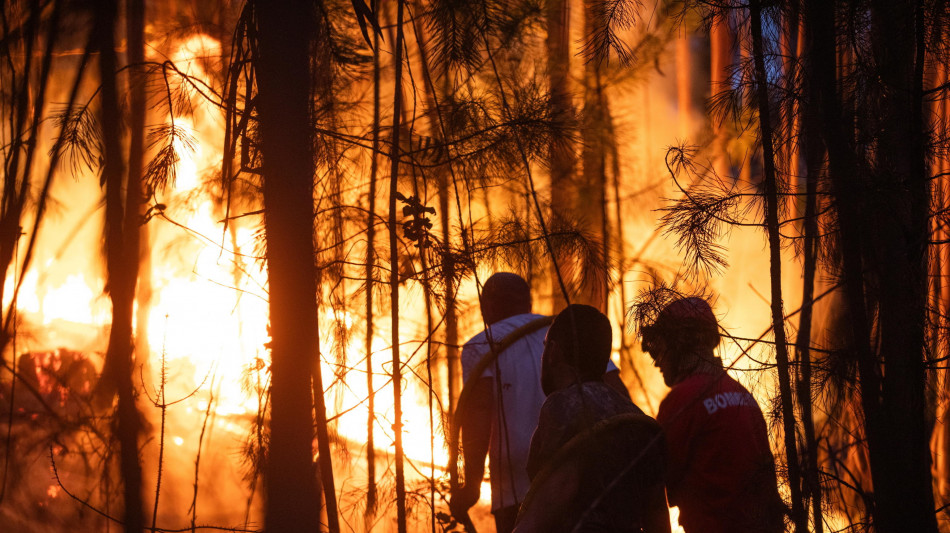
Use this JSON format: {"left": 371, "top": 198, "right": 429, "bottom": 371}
{"left": 127, "top": 0, "right": 154, "bottom": 413}
{"left": 254, "top": 0, "right": 324, "bottom": 530}
{"left": 797, "top": 5, "right": 825, "bottom": 529}
{"left": 934, "top": 60, "right": 950, "bottom": 509}
{"left": 547, "top": 0, "right": 574, "bottom": 308}
{"left": 0, "top": 0, "right": 66, "bottom": 502}
{"left": 807, "top": 0, "right": 938, "bottom": 529}
{"left": 748, "top": 2, "right": 806, "bottom": 531}
{"left": 388, "top": 0, "right": 408, "bottom": 530}
{"left": 676, "top": 31, "right": 692, "bottom": 139}
{"left": 864, "top": 1, "right": 937, "bottom": 530}
{"left": 364, "top": 3, "right": 381, "bottom": 517}
{"left": 709, "top": 17, "right": 733, "bottom": 179}
{"left": 96, "top": 0, "right": 144, "bottom": 529}
{"left": 408, "top": 0, "right": 461, "bottom": 413}
{"left": 580, "top": 0, "right": 610, "bottom": 312}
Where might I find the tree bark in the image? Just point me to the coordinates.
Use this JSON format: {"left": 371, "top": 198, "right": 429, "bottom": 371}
{"left": 388, "top": 0, "right": 408, "bottom": 530}
{"left": 364, "top": 1, "right": 381, "bottom": 517}
{"left": 95, "top": 0, "right": 145, "bottom": 529}
{"left": 864, "top": 1, "right": 937, "bottom": 530}
{"left": 709, "top": 16, "right": 733, "bottom": 179}
{"left": 796, "top": 4, "right": 824, "bottom": 529}
{"left": 253, "top": 0, "right": 325, "bottom": 530}
{"left": 807, "top": 0, "right": 938, "bottom": 529}
{"left": 547, "top": 0, "right": 574, "bottom": 309}
{"left": 748, "top": 2, "right": 806, "bottom": 531}
{"left": 580, "top": 0, "right": 610, "bottom": 312}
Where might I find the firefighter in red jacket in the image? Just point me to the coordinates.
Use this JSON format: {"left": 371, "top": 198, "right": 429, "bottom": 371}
{"left": 640, "top": 296, "right": 786, "bottom": 533}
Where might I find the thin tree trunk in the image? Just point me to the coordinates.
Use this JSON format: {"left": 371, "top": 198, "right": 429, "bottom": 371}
{"left": 676, "top": 31, "right": 692, "bottom": 139}
{"left": 408, "top": 0, "right": 461, "bottom": 413}
{"left": 441, "top": 181, "right": 460, "bottom": 413}
{"left": 581, "top": 0, "right": 610, "bottom": 312}
{"left": 127, "top": 0, "right": 152, "bottom": 410}
{"left": 547, "top": 0, "right": 574, "bottom": 308}
{"left": 748, "top": 3, "right": 806, "bottom": 532}
{"left": 364, "top": 1, "right": 381, "bottom": 517}
{"left": 388, "top": 0, "right": 408, "bottom": 529}
{"left": 96, "top": 0, "right": 145, "bottom": 529}
{"left": 254, "top": 0, "right": 324, "bottom": 530}
{"left": 796, "top": 5, "right": 824, "bottom": 529}
{"left": 710, "top": 17, "right": 733, "bottom": 179}
{"left": 0, "top": 0, "right": 63, "bottom": 506}
{"left": 128, "top": 0, "right": 154, "bottom": 525}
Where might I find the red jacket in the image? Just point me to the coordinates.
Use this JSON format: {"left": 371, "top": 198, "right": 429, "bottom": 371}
{"left": 657, "top": 371, "right": 784, "bottom": 533}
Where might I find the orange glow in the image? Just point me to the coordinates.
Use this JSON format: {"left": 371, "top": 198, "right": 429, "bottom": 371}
{"left": 1, "top": 9, "right": 823, "bottom": 532}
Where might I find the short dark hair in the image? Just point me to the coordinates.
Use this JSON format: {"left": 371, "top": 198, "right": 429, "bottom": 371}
{"left": 481, "top": 272, "right": 531, "bottom": 310}
{"left": 548, "top": 304, "right": 612, "bottom": 381}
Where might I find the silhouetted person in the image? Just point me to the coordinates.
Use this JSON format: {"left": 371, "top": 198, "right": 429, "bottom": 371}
{"left": 516, "top": 304, "right": 670, "bottom": 533}
{"left": 450, "top": 274, "right": 624, "bottom": 533}
{"left": 641, "top": 297, "right": 785, "bottom": 533}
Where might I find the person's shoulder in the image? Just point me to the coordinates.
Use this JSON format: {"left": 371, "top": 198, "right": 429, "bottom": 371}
{"left": 465, "top": 313, "right": 548, "bottom": 351}
{"left": 657, "top": 373, "right": 712, "bottom": 420}
{"left": 540, "top": 386, "right": 577, "bottom": 415}
{"left": 547, "top": 382, "right": 627, "bottom": 418}
{"left": 506, "top": 312, "right": 548, "bottom": 326}
{"left": 671, "top": 371, "right": 719, "bottom": 396}
{"left": 717, "top": 371, "right": 753, "bottom": 394}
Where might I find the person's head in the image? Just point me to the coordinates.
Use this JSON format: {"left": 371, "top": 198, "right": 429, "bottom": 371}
{"left": 541, "top": 304, "right": 613, "bottom": 395}
{"left": 641, "top": 297, "right": 721, "bottom": 386}
{"left": 479, "top": 272, "right": 531, "bottom": 325}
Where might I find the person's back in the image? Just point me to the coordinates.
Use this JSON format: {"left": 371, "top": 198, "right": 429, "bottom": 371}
{"left": 461, "top": 311, "right": 549, "bottom": 511}
{"left": 640, "top": 296, "right": 784, "bottom": 533}
{"left": 452, "top": 272, "right": 552, "bottom": 533}
{"left": 452, "top": 276, "right": 626, "bottom": 532}
{"left": 657, "top": 371, "right": 782, "bottom": 532}
{"left": 525, "top": 381, "right": 666, "bottom": 533}
{"left": 515, "top": 305, "right": 670, "bottom": 533}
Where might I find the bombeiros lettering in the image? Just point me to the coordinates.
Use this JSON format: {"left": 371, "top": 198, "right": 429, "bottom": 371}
{"left": 703, "top": 391, "right": 756, "bottom": 414}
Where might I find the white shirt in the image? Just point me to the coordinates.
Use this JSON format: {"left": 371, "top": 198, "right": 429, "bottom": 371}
{"left": 462, "top": 313, "right": 548, "bottom": 511}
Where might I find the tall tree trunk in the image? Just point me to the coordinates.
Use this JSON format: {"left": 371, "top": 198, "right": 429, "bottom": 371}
{"left": 934, "top": 60, "right": 950, "bottom": 509}
{"left": 96, "top": 0, "right": 145, "bottom": 529}
{"left": 710, "top": 16, "right": 733, "bottom": 179}
{"left": 0, "top": 0, "right": 62, "bottom": 505}
{"left": 127, "top": 0, "right": 153, "bottom": 413}
{"left": 808, "top": 0, "right": 938, "bottom": 529}
{"left": 409, "top": 0, "right": 461, "bottom": 413}
{"left": 388, "top": 0, "right": 408, "bottom": 530}
{"left": 364, "top": 2, "right": 381, "bottom": 518}
{"left": 796, "top": 5, "right": 824, "bottom": 529}
{"left": 253, "top": 0, "right": 324, "bottom": 530}
{"left": 748, "top": 2, "right": 806, "bottom": 531}
{"left": 865, "top": 1, "right": 937, "bottom": 530}
{"left": 547, "top": 0, "right": 574, "bottom": 309}
{"left": 676, "top": 31, "right": 692, "bottom": 139}
{"left": 580, "top": 0, "right": 610, "bottom": 312}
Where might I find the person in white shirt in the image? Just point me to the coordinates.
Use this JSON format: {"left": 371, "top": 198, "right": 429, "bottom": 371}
{"left": 450, "top": 273, "right": 624, "bottom": 533}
